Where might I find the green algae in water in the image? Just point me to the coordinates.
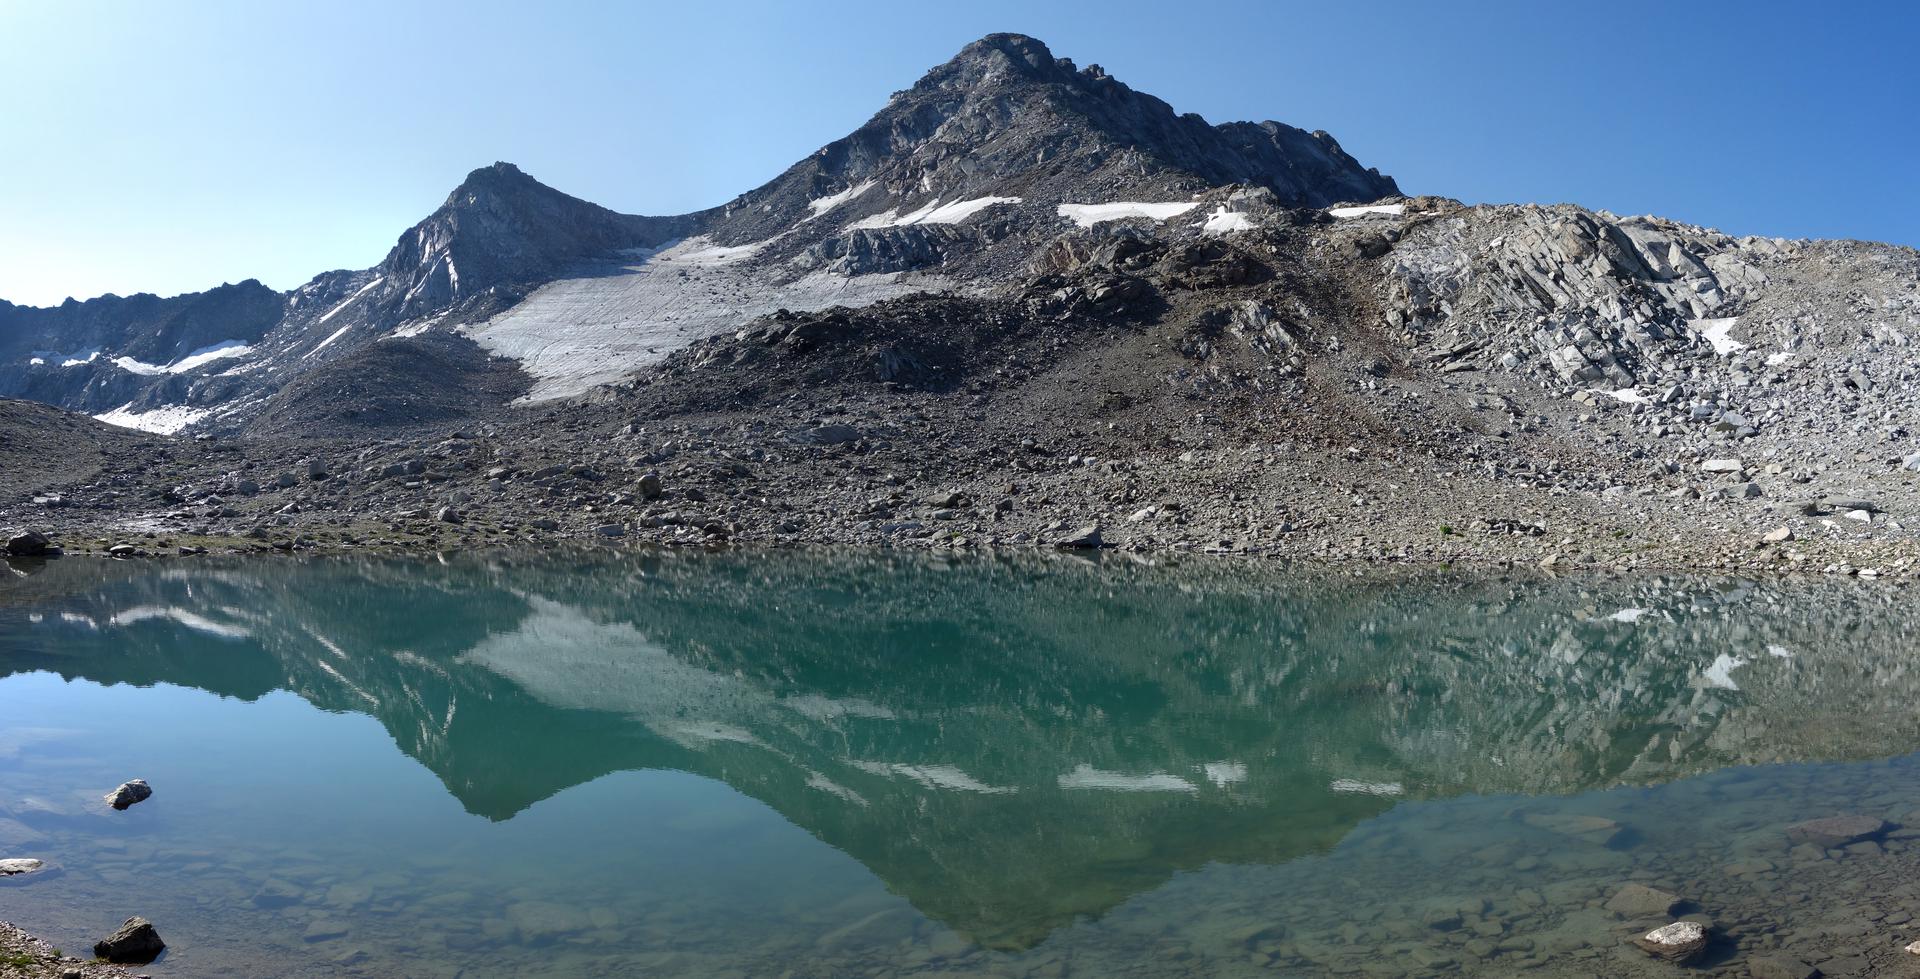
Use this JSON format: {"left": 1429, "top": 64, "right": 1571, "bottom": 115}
{"left": 2, "top": 552, "right": 1919, "bottom": 977}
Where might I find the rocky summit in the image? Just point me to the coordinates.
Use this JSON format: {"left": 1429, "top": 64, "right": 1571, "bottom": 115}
{"left": 1, "top": 34, "right": 1916, "bottom": 571}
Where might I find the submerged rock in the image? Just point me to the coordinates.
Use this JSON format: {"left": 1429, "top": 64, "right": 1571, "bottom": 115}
{"left": 1604, "top": 883, "right": 1682, "bottom": 917}
{"left": 1785, "top": 814, "right": 1887, "bottom": 848}
{"left": 0, "top": 857, "right": 44, "bottom": 877}
{"left": 1522, "top": 812, "right": 1624, "bottom": 846}
{"left": 104, "top": 779, "right": 153, "bottom": 810}
{"left": 1748, "top": 954, "right": 1818, "bottom": 979}
{"left": 93, "top": 916, "right": 165, "bottom": 963}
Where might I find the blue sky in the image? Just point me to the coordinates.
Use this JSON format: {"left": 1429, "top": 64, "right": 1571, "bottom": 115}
{"left": 3, "top": 0, "right": 1915, "bottom": 307}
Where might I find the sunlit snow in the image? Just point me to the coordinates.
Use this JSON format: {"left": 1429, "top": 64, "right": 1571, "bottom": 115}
{"left": 805, "top": 180, "right": 876, "bottom": 218}
{"left": 316, "top": 276, "right": 385, "bottom": 325}
{"left": 1328, "top": 204, "right": 1406, "bottom": 218}
{"left": 92, "top": 402, "right": 211, "bottom": 434}
{"left": 1693, "top": 317, "right": 1745, "bottom": 356}
{"left": 1200, "top": 206, "right": 1257, "bottom": 234}
{"left": 1056, "top": 201, "right": 1201, "bottom": 228}
{"left": 167, "top": 340, "right": 252, "bottom": 372}
{"left": 846, "top": 196, "right": 1021, "bottom": 230}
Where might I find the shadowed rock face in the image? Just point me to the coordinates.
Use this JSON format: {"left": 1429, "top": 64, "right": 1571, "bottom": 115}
{"left": 6, "top": 553, "right": 1920, "bottom": 947}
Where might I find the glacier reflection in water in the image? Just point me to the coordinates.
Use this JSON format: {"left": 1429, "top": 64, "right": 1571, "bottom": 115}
{"left": 2, "top": 552, "right": 1919, "bottom": 977}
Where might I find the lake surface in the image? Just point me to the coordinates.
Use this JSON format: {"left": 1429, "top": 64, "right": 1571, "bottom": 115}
{"left": 2, "top": 552, "right": 1919, "bottom": 977}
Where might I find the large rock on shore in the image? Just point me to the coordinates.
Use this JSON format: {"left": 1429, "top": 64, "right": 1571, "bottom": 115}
{"left": 93, "top": 916, "right": 165, "bottom": 963}
{"left": 4, "top": 531, "right": 54, "bottom": 556}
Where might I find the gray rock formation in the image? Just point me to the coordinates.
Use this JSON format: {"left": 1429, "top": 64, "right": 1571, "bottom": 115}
{"left": 92, "top": 917, "right": 164, "bottom": 963}
{"left": 103, "top": 778, "right": 152, "bottom": 810}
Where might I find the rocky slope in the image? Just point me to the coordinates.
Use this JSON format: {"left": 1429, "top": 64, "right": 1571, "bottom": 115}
{"left": 1, "top": 34, "right": 1917, "bottom": 572}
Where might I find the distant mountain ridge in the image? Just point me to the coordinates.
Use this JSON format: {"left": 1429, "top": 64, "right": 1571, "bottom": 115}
{"left": 0, "top": 33, "right": 1400, "bottom": 432}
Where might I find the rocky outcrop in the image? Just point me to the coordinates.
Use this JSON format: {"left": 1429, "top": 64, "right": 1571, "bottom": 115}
{"left": 92, "top": 917, "right": 165, "bottom": 963}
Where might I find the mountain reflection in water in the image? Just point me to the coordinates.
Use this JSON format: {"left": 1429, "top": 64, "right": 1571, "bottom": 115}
{"left": 3, "top": 552, "right": 1919, "bottom": 956}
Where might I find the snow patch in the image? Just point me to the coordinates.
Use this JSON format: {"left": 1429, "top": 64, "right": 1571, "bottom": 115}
{"left": 316, "top": 276, "right": 384, "bottom": 325}
{"left": 1592, "top": 388, "right": 1650, "bottom": 405}
{"left": 1693, "top": 317, "right": 1745, "bottom": 356}
{"left": 1201, "top": 206, "right": 1257, "bottom": 234}
{"left": 307, "top": 324, "right": 354, "bottom": 358}
{"left": 168, "top": 340, "right": 252, "bottom": 373}
{"left": 1057, "top": 201, "right": 1201, "bottom": 228}
{"left": 112, "top": 356, "right": 167, "bottom": 376}
{"left": 846, "top": 196, "right": 1022, "bottom": 230}
{"left": 1608, "top": 607, "right": 1651, "bottom": 623}
{"left": 1766, "top": 351, "right": 1792, "bottom": 366}
{"left": 1328, "top": 204, "right": 1406, "bottom": 219}
{"left": 659, "top": 236, "right": 772, "bottom": 267}
{"left": 92, "top": 403, "right": 210, "bottom": 434}
{"left": 466, "top": 243, "right": 939, "bottom": 402}
{"left": 1057, "top": 764, "right": 1197, "bottom": 793}
{"left": 805, "top": 180, "right": 876, "bottom": 218}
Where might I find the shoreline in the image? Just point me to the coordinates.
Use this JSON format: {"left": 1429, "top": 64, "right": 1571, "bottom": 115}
{"left": 0, "top": 921, "right": 126, "bottom": 979}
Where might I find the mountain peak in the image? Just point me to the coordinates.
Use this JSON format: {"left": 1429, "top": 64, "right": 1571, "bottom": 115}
{"left": 443, "top": 161, "right": 545, "bottom": 207}
{"left": 727, "top": 32, "right": 1396, "bottom": 239}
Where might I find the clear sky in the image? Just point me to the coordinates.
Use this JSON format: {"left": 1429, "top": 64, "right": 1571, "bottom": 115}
{"left": 2, "top": 0, "right": 1915, "bottom": 307}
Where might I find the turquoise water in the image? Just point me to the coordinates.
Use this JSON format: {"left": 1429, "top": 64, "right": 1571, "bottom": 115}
{"left": 2, "top": 552, "right": 1919, "bottom": 977}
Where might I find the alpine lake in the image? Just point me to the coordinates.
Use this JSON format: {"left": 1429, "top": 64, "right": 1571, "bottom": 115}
{"left": 3, "top": 550, "right": 1920, "bottom": 978}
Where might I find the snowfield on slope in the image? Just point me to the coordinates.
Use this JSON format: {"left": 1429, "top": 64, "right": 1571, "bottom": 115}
{"left": 1057, "top": 202, "right": 1200, "bottom": 228}
{"left": 845, "top": 196, "right": 1022, "bottom": 230}
{"left": 463, "top": 237, "right": 945, "bottom": 401}
{"left": 93, "top": 402, "right": 211, "bottom": 434}
{"left": 1328, "top": 204, "right": 1406, "bottom": 218}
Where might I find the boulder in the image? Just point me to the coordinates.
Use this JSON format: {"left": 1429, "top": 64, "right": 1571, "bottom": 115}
{"left": 1633, "top": 921, "right": 1706, "bottom": 963}
{"left": 1054, "top": 524, "right": 1103, "bottom": 549}
{"left": 1762, "top": 526, "right": 1794, "bottom": 543}
{"left": 4, "top": 531, "right": 54, "bottom": 556}
{"left": 94, "top": 916, "right": 165, "bottom": 963}
{"left": 1785, "top": 814, "right": 1887, "bottom": 848}
{"left": 0, "top": 857, "right": 44, "bottom": 876}
{"left": 637, "top": 472, "right": 664, "bottom": 499}
{"left": 104, "top": 779, "right": 153, "bottom": 811}
{"left": 1820, "top": 496, "right": 1880, "bottom": 513}
{"left": 800, "top": 424, "right": 862, "bottom": 446}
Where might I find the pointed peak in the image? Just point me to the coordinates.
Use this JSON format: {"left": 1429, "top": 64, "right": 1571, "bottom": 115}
{"left": 915, "top": 33, "right": 1073, "bottom": 91}
{"left": 957, "top": 33, "right": 1056, "bottom": 66}
{"left": 445, "top": 162, "right": 544, "bottom": 202}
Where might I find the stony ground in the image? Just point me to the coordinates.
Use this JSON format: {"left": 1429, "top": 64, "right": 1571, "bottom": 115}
{"left": 0, "top": 922, "right": 129, "bottom": 979}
